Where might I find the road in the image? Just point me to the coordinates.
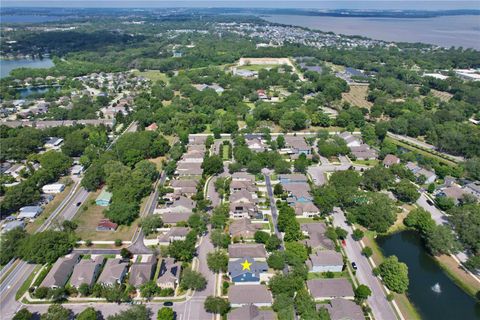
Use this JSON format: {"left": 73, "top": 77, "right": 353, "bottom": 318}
{"left": 0, "top": 121, "right": 139, "bottom": 319}
{"left": 332, "top": 208, "right": 397, "bottom": 320}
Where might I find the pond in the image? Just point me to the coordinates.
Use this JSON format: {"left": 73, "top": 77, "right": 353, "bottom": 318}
{"left": 17, "top": 85, "right": 61, "bottom": 99}
{"left": 377, "top": 231, "right": 480, "bottom": 320}
{"left": 0, "top": 58, "right": 54, "bottom": 78}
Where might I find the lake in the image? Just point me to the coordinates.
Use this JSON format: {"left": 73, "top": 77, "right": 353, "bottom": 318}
{"left": 263, "top": 14, "right": 480, "bottom": 49}
{"left": 1, "top": 15, "right": 63, "bottom": 23}
{"left": 17, "top": 85, "right": 61, "bottom": 99}
{"left": 0, "top": 58, "right": 54, "bottom": 78}
{"left": 377, "top": 231, "right": 480, "bottom": 320}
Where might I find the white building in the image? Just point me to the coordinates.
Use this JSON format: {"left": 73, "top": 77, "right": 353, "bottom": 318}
{"left": 42, "top": 183, "right": 65, "bottom": 194}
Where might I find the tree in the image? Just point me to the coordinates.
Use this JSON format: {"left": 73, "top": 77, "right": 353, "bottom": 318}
{"left": 157, "top": 307, "right": 174, "bottom": 320}
{"left": 294, "top": 154, "right": 310, "bottom": 173}
{"left": 425, "top": 225, "right": 459, "bottom": 255}
{"left": 210, "top": 204, "right": 229, "bottom": 229}
{"left": 140, "top": 215, "right": 163, "bottom": 236}
{"left": 204, "top": 296, "right": 230, "bottom": 315}
{"left": 0, "top": 227, "right": 27, "bottom": 265}
{"left": 448, "top": 204, "right": 480, "bottom": 255}
{"left": 168, "top": 231, "right": 197, "bottom": 262}
{"left": 352, "top": 193, "right": 397, "bottom": 233}
{"left": 435, "top": 196, "right": 455, "bottom": 211}
{"left": 254, "top": 231, "right": 270, "bottom": 244}
{"left": 273, "top": 183, "right": 284, "bottom": 196}
{"left": 41, "top": 304, "right": 72, "bottom": 320}
{"left": 202, "top": 155, "right": 224, "bottom": 176}
{"left": 140, "top": 280, "right": 159, "bottom": 299}
{"left": 403, "top": 208, "right": 436, "bottom": 235}
{"left": 267, "top": 251, "right": 286, "bottom": 270}
{"left": 266, "top": 235, "right": 281, "bottom": 251}
{"left": 352, "top": 229, "right": 364, "bottom": 241}
{"left": 13, "top": 308, "right": 33, "bottom": 320}
{"left": 393, "top": 179, "right": 420, "bottom": 203}
{"left": 17, "top": 231, "right": 76, "bottom": 264}
{"left": 362, "top": 246, "right": 373, "bottom": 258}
{"left": 335, "top": 227, "right": 348, "bottom": 240}
{"left": 354, "top": 284, "right": 372, "bottom": 302}
{"left": 378, "top": 256, "right": 409, "bottom": 293}
{"left": 276, "top": 135, "right": 286, "bottom": 149}
{"left": 77, "top": 307, "right": 100, "bottom": 320}
{"left": 120, "top": 248, "right": 132, "bottom": 259}
{"left": 464, "top": 255, "right": 480, "bottom": 272}
{"left": 207, "top": 251, "right": 228, "bottom": 273}
{"left": 180, "top": 268, "right": 207, "bottom": 291}
{"left": 210, "top": 229, "right": 230, "bottom": 249}
{"left": 362, "top": 166, "right": 394, "bottom": 191}
{"left": 107, "top": 305, "right": 152, "bottom": 320}
{"left": 78, "top": 283, "right": 91, "bottom": 296}
{"left": 294, "top": 288, "right": 318, "bottom": 319}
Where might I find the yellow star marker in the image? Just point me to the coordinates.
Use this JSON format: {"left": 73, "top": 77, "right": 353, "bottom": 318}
{"left": 241, "top": 259, "right": 252, "bottom": 271}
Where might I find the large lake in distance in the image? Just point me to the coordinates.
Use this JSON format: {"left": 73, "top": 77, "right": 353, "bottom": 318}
{"left": 264, "top": 14, "right": 480, "bottom": 49}
{"left": 0, "top": 58, "right": 54, "bottom": 78}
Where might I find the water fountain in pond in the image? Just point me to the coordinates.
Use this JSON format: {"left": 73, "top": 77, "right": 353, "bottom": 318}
{"left": 431, "top": 283, "right": 441, "bottom": 293}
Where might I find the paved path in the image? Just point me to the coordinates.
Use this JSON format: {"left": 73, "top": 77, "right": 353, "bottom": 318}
{"left": 332, "top": 208, "right": 397, "bottom": 320}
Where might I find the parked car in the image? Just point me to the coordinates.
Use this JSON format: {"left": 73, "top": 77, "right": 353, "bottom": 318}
{"left": 163, "top": 301, "right": 173, "bottom": 306}
{"left": 351, "top": 262, "right": 358, "bottom": 270}
{"left": 76, "top": 202, "right": 82, "bottom": 206}
{"left": 342, "top": 239, "right": 346, "bottom": 246}
{"left": 426, "top": 199, "right": 434, "bottom": 206}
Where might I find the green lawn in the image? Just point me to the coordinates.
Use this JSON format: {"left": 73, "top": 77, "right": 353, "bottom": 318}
{"left": 353, "top": 159, "right": 380, "bottom": 166}
{"left": 222, "top": 144, "right": 230, "bottom": 160}
{"left": 307, "top": 271, "right": 349, "bottom": 280}
{"left": 238, "top": 64, "right": 279, "bottom": 71}
{"left": 385, "top": 137, "right": 457, "bottom": 166}
{"left": 133, "top": 69, "right": 169, "bottom": 83}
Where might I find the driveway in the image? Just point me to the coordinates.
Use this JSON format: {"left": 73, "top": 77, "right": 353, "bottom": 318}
{"left": 331, "top": 208, "right": 397, "bottom": 320}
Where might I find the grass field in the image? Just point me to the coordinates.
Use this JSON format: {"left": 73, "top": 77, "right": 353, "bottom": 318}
{"left": 352, "top": 159, "right": 379, "bottom": 166}
{"left": 132, "top": 69, "right": 169, "bottom": 83}
{"left": 342, "top": 85, "right": 373, "bottom": 109}
{"left": 222, "top": 144, "right": 230, "bottom": 160}
{"left": 148, "top": 156, "right": 165, "bottom": 171}
{"left": 237, "top": 64, "right": 280, "bottom": 71}
{"left": 73, "top": 190, "right": 138, "bottom": 241}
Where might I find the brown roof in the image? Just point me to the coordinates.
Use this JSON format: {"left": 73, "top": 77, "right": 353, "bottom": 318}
{"left": 232, "top": 172, "right": 255, "bottom": 182}
{"left": 229, "top": 218, "right": 262, "bottom": 238}
{"left": 129, "top": 256, "right": 156, "bottom": 287}
{"left": 40, "top": 253, "right": 80, "bottom": 288}
{"left": 301, "top": 222, "right": 335, "bottom": 250}
{"left": 161, "top": 212, "right": 193, "bottom": 224}
{"left": 97, "top": 219, "right": 118, "bottom": 230}
{"left": 228, "top": 304, "right": 275, "bottom": 320}
{"left": 307, "top": 279, "right": 354, "bottom": 299}
{"left": 294, "top": 202, "right": 319, "bottom": 215}
{"left": 97, "top": 258, "right": 128, "bottom": 286}
{"left": 325, "top": 298, "right": 365, "bottom": 320}
{"left": 228, "top": 244, "right": 267, "bottom": 259}
{"left": 70, "top": 256, "right": 105, "bottom": 287}
{"left": 228, "top": 285, "right": 272, "bottom": 305}
{"left": 308, "top": 250, "right": 344, "bottom": 268}
{"left": 383, "top": 154, "right": 400, "bottom": 166}
{"left": 157, "top": 258, "right": 181, "bottom": 286}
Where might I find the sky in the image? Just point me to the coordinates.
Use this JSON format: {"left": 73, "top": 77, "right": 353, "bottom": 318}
{"left": 2, "top": 0, "right": 480, "bottom": 10}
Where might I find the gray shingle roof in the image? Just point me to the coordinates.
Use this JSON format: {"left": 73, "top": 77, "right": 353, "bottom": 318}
{"left": 228, "top": 285, "right": 272, "bottom": 305}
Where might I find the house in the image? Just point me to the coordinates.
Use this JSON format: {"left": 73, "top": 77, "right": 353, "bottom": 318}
{"left": 96, "top": 219, "right": 118, "bottom": 231}
{"left": 44, "top": 137, "right": 63, "bottom": 149}
{"left": 350, "top": 144, "right": 378, "bottom": 160}
{"left": 157, "top": 258, "right": 182, "bottom": 289}
{"left": 18, "top": 206, "right": 43, "bottom": 220}
{"left": 42, "top": 183, "right": 65, "bottom": 194}
{"left": 170, "top": 179, "right": 198, "bottom": 197}
{"left": 160, "top": 212, "right": 193, "bottom": 225}
{"left": 96, "top": 188, "right": 112, "bottom": 206}
{"left": 158, "top": 227, "right": 191, "bottom": 245}
{"left": 70, "top": 256, "right": 105, "bottom": 288}
{"left": 229, "top": 190, "right": 260, "bottom": 219}
{"left": 159, "top": 196, "right": 195, "bottom": 214}
{"left": 294, "top": 202, "right": 319, "bottom": 218}
{"left": 228, "top": 304, "right": 275, "bottom": 320}
{"left": 228, "top": 285, "right": 272, "bottom": 307}
{"left": 307, "top": 250, "right": 344, "bottom": 273}
{"left": 229, "top": 218, "right": 263, "bottom": 239}
{"left": 228, "top": 258, "right": 269, "bottom": 283}
{"left": 307, "top": 279, "right": 355, "bottom": 301}
{"left": 383, "top": 154, "right": 400, "bottom": 168}
{"left": 228, "top": 244, "right": 267, "bottom": 260}
{"left": 97, "top": 259, "right": 128, "bottom": 286}
{"left": 325, "top": 298, "right": 365, "bottom": 320}
{"left": 339, "top": 132, "right": 361, "bottom": 148}
{"left": 234, "top": 69, "right": 257, "bottom": 78}
{"left": 283, "top": 183, "right": 312, "bottom": 204}
{"left": 175, "top": 162, "right": 203, "bottom": 177}
{"left": 278, "top": 174, "right": 308, "bottom": 184}
{"left": 301, "top": 223, "right": 335, "bottom": 251}
{"left": 2, "top": 220, "right": 25, "bottom": 233}
{"left": 231, "top": 172, "right": 255, "bottom": 182}
{"left": 284, "top": 136, "right": 311, "bottom": 155}
{"left": 181, "top": 150, "right": 205, "bottom": 163}
{"left": 4, "top": 164, "right": 25, "bottom": 179}
{"left": 230, "top": 180, "right": 257, "bottom": 193}
{"left": 188, "top": 135, "right": 208, "bottom": 145}
{"left": 145, "top": 123, "right": 158, "bottom": 131}
{"left": 41, "top": 253, "right": 81, "bottom": 288}
{"left": 71, "top": 165, "right": 84, "bottom": 176}
{"left": 406, "top": 162, "right": 437, "bottom": 184}
{"left": 129, "top": 256, "right": 156, "bottom": 287}
{"left": 246, "top": 137, "right": 268, "bottom": 153}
